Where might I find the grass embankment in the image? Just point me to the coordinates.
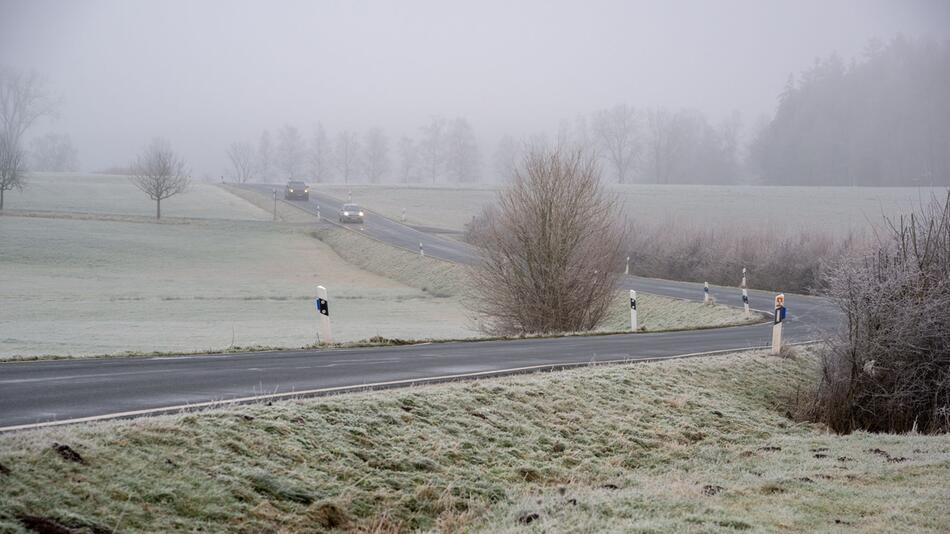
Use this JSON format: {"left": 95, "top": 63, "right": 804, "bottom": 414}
{"left": 602, "top": 292, "right": 765, "bottom": 331}
{"left": 1, "top": 347, "right": 947, "bottom": 532}
{"left": 226, "top": 184, "right": 762, "bottom": 333}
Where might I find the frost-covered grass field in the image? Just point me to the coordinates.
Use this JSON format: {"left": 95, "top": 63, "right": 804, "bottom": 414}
{"left": 0, "top": 216, "right": 475, "bottom": 359}
{"left": 320, "top": 183, "right": 947, "bottom": 236}
{"left": 2, "top": 176, "right": 757, "bottom": 359}
{"left": 1, "top": 347, "right": 946, "bottom": 532}
{"left": 4, "top": 172, "right": 269, "bottom": 220}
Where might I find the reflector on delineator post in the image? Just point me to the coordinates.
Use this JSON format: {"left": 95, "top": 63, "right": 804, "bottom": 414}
{"left": 315, "top": 285, "right": 333, "bottom": 344}
{"left": 771, "top": 293, "right": 786, "bottom": 355}
{"left": 629, "top": 290, "right": 638, "bottom": 331}
{"left": 741, "top": 267, "right": 750, "bottom": 317}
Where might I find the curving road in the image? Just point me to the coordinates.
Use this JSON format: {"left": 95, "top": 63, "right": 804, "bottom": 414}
{"left": 0, "top": 186, "right": 839, "bottom": 431}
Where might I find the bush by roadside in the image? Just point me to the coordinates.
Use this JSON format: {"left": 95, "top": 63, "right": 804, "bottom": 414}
{"left": 622, "top": 220, "right": 867, "bottom": 294}
{"left": 802, "top": 191, "right": 950, "bottom": 434}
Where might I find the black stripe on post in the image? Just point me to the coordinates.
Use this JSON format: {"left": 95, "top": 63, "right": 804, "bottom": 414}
{"left": 316, "top": 298, "right": 329, "bottom": 316}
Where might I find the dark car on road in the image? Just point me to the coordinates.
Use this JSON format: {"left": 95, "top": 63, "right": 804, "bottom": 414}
{"left": 338, "top": 203, "right": 364, "bottom": 223}
{"left": 284, "top": 180, "right": 309, "bottom": 201}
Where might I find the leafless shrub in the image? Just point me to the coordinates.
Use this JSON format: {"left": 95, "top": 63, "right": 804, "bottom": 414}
{"left": 466, "top": 145, "right": 625, "bottom": 335}
{"left": 129, "top": 138, "right": 189, "bottom": 219}
{"left": 804, "top": 190, "right": 950, "bottom": 434}
{"left": 622, "top": 221, "right": 867, "bottom": 294}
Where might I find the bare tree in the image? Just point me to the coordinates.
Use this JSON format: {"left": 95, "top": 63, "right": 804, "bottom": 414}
{"left": 492, "top": 135, "right": 519, "bottom": 182}
{"left": 225, "top": 141, "right": 255, "bottom": 183}
{"left": 256, "top": 130, "right": 274, "bottom": 183}
{"left": 591, "top": 104, "right": 640, "bottom": 183}
{"left": 467, "top": 145, "right": 626, "bottom": 335}
{"left": 29, "top": 132, "right": 78, "bottom": 172}
{"left": 419, "top": 116, "right": 446, "bottom": 184}
{"left": 362, "top": 128, "right": 390, "bottom": 183}
{"left": 0, "top": 67, "right": 56, "bottom": 209}
{"left": 308, "top": 122, "right": 332, "bottom": 183}
{"left": 129, "top": 138, "right": 189, "bottom": 219}
{"left": 396, "top": 136, "right": 419, "bottom": 183}
{"left": 0, "top": 133, "right": 25, "bottom": 209}
{"left": 445, "top": 117, "right": 480, "bottom": 183}
{"left": 276, "top": 124, "right": 304, "bottom": 179}
{"left": 0, "top": 68, "right": 56, "bottom": 147}
{"left": 646, "top": 107, "right": 683, "bottom": 184}
{"left": 334, "top": 130, "right": 360, "bottom": 184}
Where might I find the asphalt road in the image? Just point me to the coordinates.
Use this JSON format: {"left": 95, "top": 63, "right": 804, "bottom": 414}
{"left": 248, "top": 184, "right": 481, "bottom": 264}
{"left": 0, "top": 186, "right": 839, "bottom": 430}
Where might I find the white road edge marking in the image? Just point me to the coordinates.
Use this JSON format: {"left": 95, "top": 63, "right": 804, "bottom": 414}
{"left": 0, "top": 341, "right": 819, "bottom": 433}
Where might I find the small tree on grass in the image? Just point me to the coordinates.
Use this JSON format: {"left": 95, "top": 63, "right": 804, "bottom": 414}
{"left": 806, "top": 190, "right": 950, "bottom": 433}
{"left": 0, "top": 67, "right": 56, "bottom": 210}
{"left": 129, "top": 138, "right": 189, "bottom": 220}
{"left": 0, "top": 133, "right": 25, "bottom": 210}
{"left": 467, "top": 145, "right": 626, "bottom": 335}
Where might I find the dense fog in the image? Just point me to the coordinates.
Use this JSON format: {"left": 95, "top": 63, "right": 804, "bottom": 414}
{"left": 1, "top": 0, "right": 948, "bottom": 184}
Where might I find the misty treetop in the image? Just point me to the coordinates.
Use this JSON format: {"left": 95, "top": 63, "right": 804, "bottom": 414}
{"left": 229, "top": 117, "right": 481, "bottom": 185}
{"left": 751, "top": 37, "right": 950, "bottom": 187}
{"left": 220, "top": 38, "right": 948, "bottom": 187}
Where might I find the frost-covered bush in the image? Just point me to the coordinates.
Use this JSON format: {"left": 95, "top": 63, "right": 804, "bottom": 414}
{"left": 807, "top": 191, "right": 950, "bottom": 434}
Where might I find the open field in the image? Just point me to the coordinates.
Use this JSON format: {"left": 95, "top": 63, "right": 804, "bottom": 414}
{"left": 1, "top": 177, "right": 758, "bottom": 359}
{"left": 0, "top": 215, "right": 476, "bottom": 359}
{"left": 319, "top": 183, "right": 948, "bottom": 237}
{"left": 1, "top": 347, "right": 946, "bottom": 532}
{"left": 3, "top": 173, "right": 270, "bottom": 221}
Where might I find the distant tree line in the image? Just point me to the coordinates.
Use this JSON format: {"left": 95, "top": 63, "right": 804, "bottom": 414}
{"left": 29, "top": 133, "right": 78, "bottom": 172}
{"left": 491, "top": 105, "right": 742, "bottom": 185}
{"left": 226, "top": 37, "right": 949, "bottom": 187}
{"left": 226, "top": 116, "right": 480, "bottom": 185}
{"left": 750, "top": 37, "right": 950, "bottom": 187}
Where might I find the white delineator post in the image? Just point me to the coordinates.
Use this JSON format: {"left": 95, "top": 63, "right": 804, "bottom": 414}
{"left": 625, "top": 255, "right": 630, "bottom": 276}
{"left": 315, "top": 285, "right": 333, "bottom": 344}
{"left": 704, "top": 281, "right": 711, "bottom": 304}
{"left": 272, "top": 188, "right": 277, "bottom": 221}
{"left": 401, "top": 208, "right": 407, "bottom": 222}
{"left": 629, "top": 290, "right": 638, "bottom": 331}
{"left": 316, "top": 204, "right": 321, "bottom": 220}
{"left": 741, "top": 268, "right": 750, "bottom": 317}
{"left": 771, "top": 293, "right": 786, "bottom": 355}
{"left": 419, "top": 242, "right": 424, "bottom": 257}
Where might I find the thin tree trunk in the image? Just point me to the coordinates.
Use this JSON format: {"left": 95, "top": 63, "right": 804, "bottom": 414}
{"left": 1, "top": 188, "right": 4, "bottom": 210}
{"left": 156, "top": 197, "right": 161, "bottom": 220}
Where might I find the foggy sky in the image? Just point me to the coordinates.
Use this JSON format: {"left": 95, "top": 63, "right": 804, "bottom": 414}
{"left": 2, "top": 0, "right": 948, "bottom": 177}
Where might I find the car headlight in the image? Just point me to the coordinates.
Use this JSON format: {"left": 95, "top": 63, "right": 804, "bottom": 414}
{"left": 358, "top": 211, "right": 364, "bottom": 216}
{"left": 343, "top": 211, "right": 350, "bottom": 216}
{"left": 305, "top": 188, "right": 309, "bottom": 192}
{"left": 289, "top": 189, "right": 294, "bottom": 192}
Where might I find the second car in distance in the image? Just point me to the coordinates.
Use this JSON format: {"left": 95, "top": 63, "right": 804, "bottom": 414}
{"left": 338, "top": 203, "right": 364, "bottom": 223}
{"left": 284, "top": 180, "right": 310, "bottom": 201}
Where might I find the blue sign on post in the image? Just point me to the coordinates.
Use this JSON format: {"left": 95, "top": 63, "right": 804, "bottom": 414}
{"left": 774, "top": 306, "right": 787, "bottom": 324}
{"left": 315, "top": 298, "right": 329, "bottom": 316}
